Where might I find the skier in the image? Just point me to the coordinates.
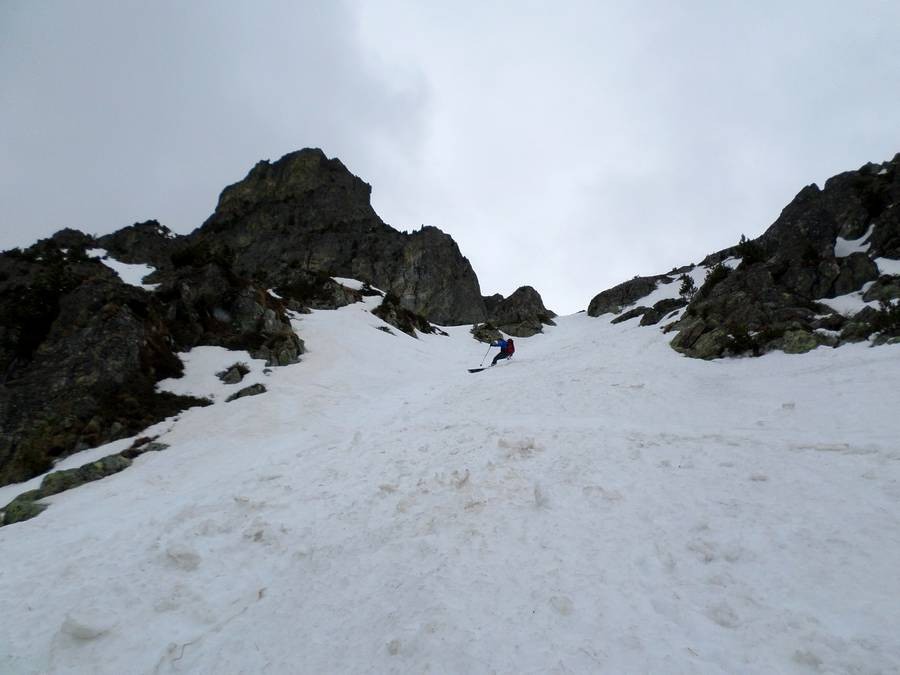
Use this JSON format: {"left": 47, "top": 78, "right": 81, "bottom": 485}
{"left": 490, "top": 337, "right": 515, "bottom": 366}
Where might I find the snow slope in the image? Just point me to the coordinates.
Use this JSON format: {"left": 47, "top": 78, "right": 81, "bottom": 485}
{"left": 2, "top": 292, "right": 899, "bottom": 674}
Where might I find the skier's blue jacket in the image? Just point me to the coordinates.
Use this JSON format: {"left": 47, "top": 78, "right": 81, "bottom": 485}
{"left": 492, "top": 339, "right": 509, "bottom": 352}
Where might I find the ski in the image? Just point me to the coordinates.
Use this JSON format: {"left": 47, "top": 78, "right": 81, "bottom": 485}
{"left": 468, "top": 367, "right": 488, "bottom": 373}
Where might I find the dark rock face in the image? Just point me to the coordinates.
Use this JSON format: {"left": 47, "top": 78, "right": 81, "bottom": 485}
{"left": 486, "top": 286, "right": 556, "bottom": 337}
{"left": 588, "top": 275, "right": 673, "bottom": 317}
{"left": 156, "top": 262, "right": 303, "bottom": 367}
{"left": 482, "top": 294, "right": 504, "bottom": 315}
{"left": 192, "top": 149, "right": 486, "bottom": 325}
{"left": 217, "top": 363, "right": 250, "bottom": 385}
{"left": 0, "top": 241, "right": 209, "bottom": 485}
{"left": 611, "top": 307, "right": 651, "bottom": 324}
{"left": 639, "top": 298, "right": 688, "bottom": 326}
{"left": 0, "top": 229, "right": 301, "bottom": 486}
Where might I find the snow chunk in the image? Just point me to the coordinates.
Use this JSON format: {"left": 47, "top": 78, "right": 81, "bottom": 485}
{"left": 817, "top": 286, "right": 879, "bottom": 317}
{"left": 332, "top": 277, "right": 366, "bottom": 290}
{"left": 101, "top": 259, "right": 159, "bottom": 290}
{"left": 87, "top": 248, "right": 159, "bottom": 290}
{"left": 874, "top": 257, "right": 900, "bottom": 276}
{"left": 834, "top": 224, "right": 874, "bottom": 258}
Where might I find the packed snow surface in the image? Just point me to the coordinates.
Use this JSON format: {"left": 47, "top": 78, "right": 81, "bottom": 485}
{"left": 2, "top": 292, "right": 899, "bottom": 674}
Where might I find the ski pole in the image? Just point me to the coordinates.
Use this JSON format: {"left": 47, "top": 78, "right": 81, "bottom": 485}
{"left": 479, "top": 344, "right": 492, "bottom": 366}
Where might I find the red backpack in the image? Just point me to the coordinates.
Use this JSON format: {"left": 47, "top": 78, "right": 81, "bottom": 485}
{"left": 506, "top": 338, "right": 515, "bottom": 355}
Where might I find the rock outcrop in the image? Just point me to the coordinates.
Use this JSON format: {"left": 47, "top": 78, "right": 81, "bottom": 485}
{"left": 97, "top": 220, "right": 180, "bottom": 270}
{"left": 486, "top": 286, "right": 556, "bottom": 337}
{"left": 0, "top": 229, "right": 300, "bottom": 486}
{"left": 588, "top": 153, "right": 900, "bottom": 359}
{"left": 588, "top": 275, "right": 673, "bottom": 317}
{"left": 191, "top": 149, "right": 486, "bottom": 325}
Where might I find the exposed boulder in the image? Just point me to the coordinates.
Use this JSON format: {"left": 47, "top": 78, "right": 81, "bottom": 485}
{"left": 97, "top": 220, "right": 180, "bottom": 270}
{"left": 471, "top": 322, "right": 502, "bottom": 344}
{"left": 225, "top": 383, "right": 267, "bottom": 402}
{"left": 191, "top": 149, "right": 486, "bottom": 325}
{"left": 217, "top": 363, "right": 250, "bottom": 384}
{"left": 588, "top": 275, "right": 673, "bottom": 317}
{"left": 611, "top": 307, "right": 651, "bottom": 324}
{"left": 372, "top": 292, "right": 448, "bottom": 338}
{"left": 639, "top": 298, "right": 688, "bottom": 326}
{"left": 487, "top": 286, "right": 556, "bottom": 337}
{"left": 1, "top": 439, "right": 170, "bottom": 525}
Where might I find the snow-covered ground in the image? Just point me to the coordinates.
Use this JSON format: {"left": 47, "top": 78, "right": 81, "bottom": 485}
{"left": 2, "top": 291, "right": 899, "bottom": 674}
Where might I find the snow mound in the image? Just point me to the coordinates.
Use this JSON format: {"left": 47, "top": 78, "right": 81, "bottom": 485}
{"left": 87, "top": 248, "right": 159, "bottom": 290}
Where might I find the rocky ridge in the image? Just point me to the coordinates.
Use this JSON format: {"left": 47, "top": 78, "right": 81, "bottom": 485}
{"left": 1, "top": 149, "right": 544, "bottom": 487}
{"left": 191, "top": 149, "right": 487, "bottom": 326}
{"left": 588, "top": 154, "right": 900, "bottom": 358}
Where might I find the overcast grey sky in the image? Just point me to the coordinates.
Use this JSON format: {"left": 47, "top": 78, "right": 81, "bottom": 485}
{"left": 2, "top": 1, "right": 899, "bottom": 314}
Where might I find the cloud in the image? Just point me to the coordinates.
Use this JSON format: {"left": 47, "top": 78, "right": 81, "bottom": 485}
{"left": 0, "top": 0, "right": 430, "bottom": 246}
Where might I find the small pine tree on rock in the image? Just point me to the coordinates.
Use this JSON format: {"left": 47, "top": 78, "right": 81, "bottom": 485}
{"left": 679, "top": 274, "right": 696, "bottom": 300}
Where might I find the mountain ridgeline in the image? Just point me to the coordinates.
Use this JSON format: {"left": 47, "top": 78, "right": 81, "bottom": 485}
{"left": 0, "top": 149, "right": 555, "bottom": 487}
{"left": 2, "top": 149, "right": 898, "bottom": 488}
{"left": 589, "top": 154, "right": 900, "bottom": 358}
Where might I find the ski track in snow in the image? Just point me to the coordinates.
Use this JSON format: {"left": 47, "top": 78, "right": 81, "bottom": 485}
{"left": 2, "top": 295, "right": 899, "bottom": 674}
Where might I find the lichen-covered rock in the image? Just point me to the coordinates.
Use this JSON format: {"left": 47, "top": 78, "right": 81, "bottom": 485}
{"left": 1, "top": 490, "right": 46, "bottom": 525}
{"left": 217, "top": 363, "right": 250, "bottom": 385}
{"left": 39, "top": 454, "right": 132, "bottom": 497}
{"left": 780, "top": 330, "right": 822, "bottom": 354}
{"left": 863, "top": 276, "right": 900, "bottom": 303}
{"left": 690, "top": 328, "right": 731, "bottom": 360}
{"left": 471, "top": 323, "right": 502, "bottom": 344}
